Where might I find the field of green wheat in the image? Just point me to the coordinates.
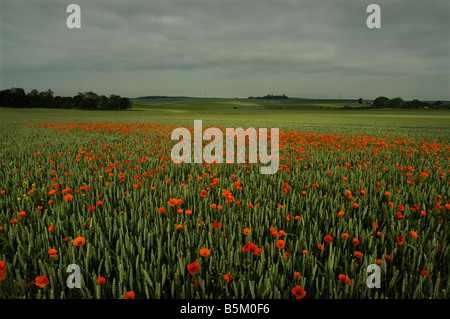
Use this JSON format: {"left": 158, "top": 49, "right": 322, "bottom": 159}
{"left": 0, "top": 102, "right": 449, "bottom": 299}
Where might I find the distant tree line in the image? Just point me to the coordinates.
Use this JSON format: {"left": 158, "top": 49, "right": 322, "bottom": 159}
{"left": 0, "top": 88, "right": 132, "bottom": 110}
{"left": 368, "top": 96, "right": 449, "bottom": 109}
{"left": 248, "top": 94, "right": 289, "bottom": 100}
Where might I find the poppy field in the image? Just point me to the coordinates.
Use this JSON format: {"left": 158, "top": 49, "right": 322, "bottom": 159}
{"left": 0, "top": 106, "right": 449, "bottom": 299}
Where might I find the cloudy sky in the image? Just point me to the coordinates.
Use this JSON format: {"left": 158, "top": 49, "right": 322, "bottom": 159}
{"left": 0, "top": 0, "right": 449, "bottom": 100}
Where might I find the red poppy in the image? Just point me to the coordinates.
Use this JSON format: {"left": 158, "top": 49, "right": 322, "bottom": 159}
{"left": 123, "top": 291, "right": 135, "bottom": 299}
{"left": 48, "top": 249, "right": 58, "bottom": 258}
{"left": 96, "top": 277, "right": 106, "bottom": 285}
{"left": 73, "top": 237, "right": 86, "bottom": 246}
{"left": 35, "top": 275, "right": 50, "bottom": 288}
{"left": 242, "top": 242, "right": 263, "bottom": 256}
{"left": 18, "top": 211, "right": 27, "bottom": 217}
{"left": 396, "top": 236, "right": 405, "bottom": 245}
{"left": 276, "top": 239, "right": 285, "bottom": 249}
{"left": 420, "top": 270, "right": 429, "bottom": 277}
{"left": 291, "top": 285, "right": 307, "bottom": 299}
{"left": 224, "top": 273, "right": 232, "bottom": 283}
{"left": 187, "top": 261, "right": 201, "bottom": 275}
{"left": 324, "top": 235, "right": 333, "bottom": 243}
{"left": 199, "top": 248, "right": 210, "bottom": 257}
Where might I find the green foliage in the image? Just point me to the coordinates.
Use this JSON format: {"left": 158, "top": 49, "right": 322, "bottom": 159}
{"left": 0, "top": 109, "right": 449, "bottom": 299}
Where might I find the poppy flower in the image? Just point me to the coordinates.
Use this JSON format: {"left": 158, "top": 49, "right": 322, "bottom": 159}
{"left": 18, "top": 211, "right": 27, "bottom": 217}
{"left": 324, "top": 235, "right": 333, "bottom": 243}
{"left": 352, "top": 238, "right": 359, "bottom": 245}
{"left": 338, "top": 211, "right": 345, "bottom": 218}
{"left": 48, "top": 249, "right": 58, "bottom": 258}
{"left": 187, "top": 261, "right": 201, "bottom": 275}
{"left": 88, "top": 206, "right": 96, "bottom": 211}
{"left": 341, "top": 233, "right": 349, "bottom": 239}
{"left": 420, "top": 270, "right": 429, "bottom": 277}
{"left": 96, "top": 277, "right": 106, "bottom": 285}
{"left": 294, "top": 272, "right": 302, "bottom": 280}
{"left": 199, "top": 248, "right": 210, "bottom": 257}
{"left": 291, "top": 285, "right": 306, "bottom": 299}
{"left": 123, "top": 291, "right": 135, "bottom": 299}
{"left": 396, "top": 236, "right": 405, "bottom": 245}
{"left": 212, "top": 221, "right": 222, "bottom": 229}
{"left": 35, "top": 275, "right": 50, "bottom": 288}
{"left": 284, "top": 252, "right": 290, "bottom": 258}
{"left": 276, "top": 239, "right": 285, "bottom": 249}
{"left": 242, "top": 242, "right": 263, "bottom": 255}
{"left": 395, "top": 211, "right": 404, "bottom": 219}
{"left": 200, "top": 190, "right": 207, "bottom": 197}
{"left": 410, "top": 231, "right": 418, "bottom": 238}
{"left": 158, "top": 207, "right": 165, "bottom": 214}
{"left": 317, "top": 243, "right": 324, "bottom": 250}
{"left": 64, "top": 194, "right": 73, "bottom": 201}
{"left": 176, "top": 224, "right": 183, "bottom": 230}
{"left": 354, "top": 251, "right": 362, "bottom": 258}
{"left": 73, "top": 237, "right": 86, "bottom": 246}
{"left": 243, "top": 228, "right": 251, "bottom": 235}
{"left": 224, "top": 273, "right": 232, "bottom": 283}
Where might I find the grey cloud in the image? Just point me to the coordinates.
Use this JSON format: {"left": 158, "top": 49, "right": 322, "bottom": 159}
{"left": 0, "top": 0, "right": 449, "bottom": 99}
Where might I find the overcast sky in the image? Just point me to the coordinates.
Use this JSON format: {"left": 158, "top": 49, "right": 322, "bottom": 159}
{"left": 0, "top": 0, "right": 449, "bottom": 100}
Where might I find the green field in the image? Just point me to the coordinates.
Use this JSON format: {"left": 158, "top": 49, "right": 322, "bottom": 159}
{"left": 2, "top": 98, "right": 450, "bottom": 139}
{"left": 0, "top": 99, "right": 449, "bottom": 299}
